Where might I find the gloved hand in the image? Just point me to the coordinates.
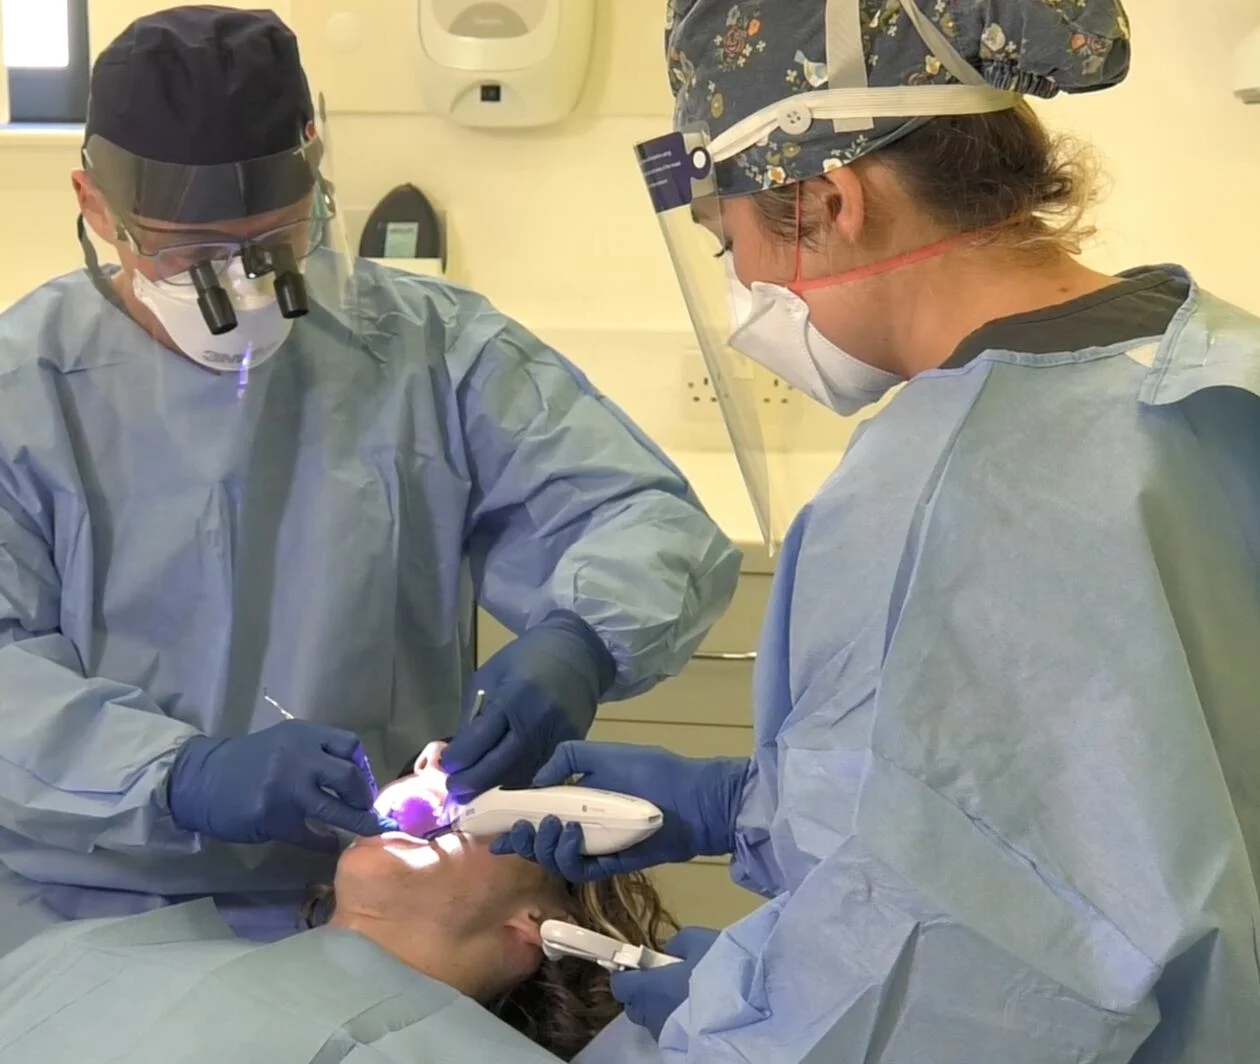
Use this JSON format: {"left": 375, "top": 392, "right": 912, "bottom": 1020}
{"left": 167, "top": 720, "right": 396, "bottom": 854}
{"left": 489, "top": 741, "right": 747, "bottom": 880}
{"left": 611, "top": 927, "right": 720, "bottom": 1040}
{"left": 442, "top": 611, "right": 616, "bottom": 801}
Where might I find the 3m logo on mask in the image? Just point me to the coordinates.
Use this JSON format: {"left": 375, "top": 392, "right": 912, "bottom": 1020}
{"left": 200, "top": 348, "right": 257, "bottom": 370}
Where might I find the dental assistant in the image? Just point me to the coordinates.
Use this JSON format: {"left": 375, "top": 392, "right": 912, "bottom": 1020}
{"left": 505, "top": 1, "right": 1260, "bottom": 1061}
{"left": 0, "top": 6, "right": 739, "bottom": 955}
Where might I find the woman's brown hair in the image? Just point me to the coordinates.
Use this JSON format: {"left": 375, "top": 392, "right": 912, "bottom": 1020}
{"left": 494, "top": 873, "right": 678, "bottom": 1060}
{"left": 754, "top": 101, "right": 1102, "bottom": 258}
{"left": 302, "top": 871, "right": 677, "bottom": 1061}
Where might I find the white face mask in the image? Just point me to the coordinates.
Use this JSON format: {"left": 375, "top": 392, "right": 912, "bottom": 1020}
{"left": 723, "top": 256, "right": 900, "bottom": 415}
{"left": 132, "top": 257, "right": 295, "bottom": 373}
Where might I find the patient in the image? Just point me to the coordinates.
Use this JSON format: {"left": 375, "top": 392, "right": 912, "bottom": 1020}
{"left": 0, "top": 744, "right": 675, "bottom": 1063}
{"left": 307, "top": 811, "right": 676, "bottom": 1058}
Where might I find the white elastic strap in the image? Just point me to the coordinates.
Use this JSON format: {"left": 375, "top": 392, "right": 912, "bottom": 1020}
{"left": 899, "top": 0, "right": 989, "bottom": 86}
{"left": 710, "top": 0, "right": 1017, "bottom": 164}
{"left": 708, "top": 83, "right": 1019, "bottom": 162}
{"left": 824, "top": 0, "right": 874, "bottom": 134}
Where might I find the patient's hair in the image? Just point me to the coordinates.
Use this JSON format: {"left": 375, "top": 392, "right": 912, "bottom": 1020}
{"left": 498, "top": 873, "right": 677, "bottom": 1059}
{"left": 302, "top": 871, "right": 677, "bottom": 1061}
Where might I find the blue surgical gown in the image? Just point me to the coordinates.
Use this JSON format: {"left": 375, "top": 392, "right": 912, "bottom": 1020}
{"left": 596, "top": 267, "right": 1260, "bottom": 1062}
{"left": 0, "top": 901, "right": 566, "bottom": 1062}
{"left": 0, "top": 261, "right": 740, "bottom": 951}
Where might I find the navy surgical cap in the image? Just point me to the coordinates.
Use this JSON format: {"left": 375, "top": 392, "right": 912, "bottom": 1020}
{"left": 84, "top": 6, "right": 318, "bottom": 223}
{"left": 667, "top": 0, "right": 1131, "bottom": 195}
{"left": 87, "top": 5, "right": 312, "bottom": 165}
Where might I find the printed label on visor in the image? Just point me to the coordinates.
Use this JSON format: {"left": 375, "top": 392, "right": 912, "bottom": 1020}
{"left": 636, "top": 132, "right": 714, "bottom": 215}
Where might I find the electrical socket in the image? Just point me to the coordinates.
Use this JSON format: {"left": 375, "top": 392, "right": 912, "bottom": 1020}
{"left": 683, "top": 371, "right": 721, "bottom": 409}
{"left": 753, "top": 368, "right": 799, "bottom": 408}
{"left": 681, "top": 350, "right": 801, "bottom": 420}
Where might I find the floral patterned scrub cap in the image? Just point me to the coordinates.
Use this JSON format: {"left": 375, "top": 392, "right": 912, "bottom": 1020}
{"left": 666, "top": 0, "right": 1131, "bottom": 195}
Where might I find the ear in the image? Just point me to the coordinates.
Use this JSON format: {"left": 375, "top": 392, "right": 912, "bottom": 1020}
{"left": 504, "top": 908, "right": 548, "bottom": 950}
{"left": 72, "top": 171, "right": 123, "bottom": 247}
{"left": 819, "top": 165, "right": 868, "bottom": 246}
{"left": 497, "top": 908, "right": 552, "bottom": 983}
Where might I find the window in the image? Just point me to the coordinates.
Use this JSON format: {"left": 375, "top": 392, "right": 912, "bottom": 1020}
{"left": 2, "top": 0, "right": 89, "bottom": 123}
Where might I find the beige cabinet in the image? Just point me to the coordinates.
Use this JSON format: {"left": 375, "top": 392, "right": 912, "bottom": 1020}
{"left": 475, "top": 571, "right": 772, "bottom": 928}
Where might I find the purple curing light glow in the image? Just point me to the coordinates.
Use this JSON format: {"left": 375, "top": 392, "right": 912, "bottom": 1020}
{"left": 374, "top": 776, "right": 449, "bottom": 838}
{"left": 236, "top": 344, "right": 254, "bottom": 399}
{"left": 372, "top": 740, "right": 454, "bottom": 838}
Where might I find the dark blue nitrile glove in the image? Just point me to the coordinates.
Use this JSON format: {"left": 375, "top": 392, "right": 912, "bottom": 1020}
{"left": 442, "top": 611, "right": 616, "bottom": 801}
{"left": 167, "top": 720, "right": 396, "bottom": 854}
{"left": 611, "top": 926, "right": 720, "bottom": 1040}
{"left": 489, "top": 741, "right": 747, "bottom": 881}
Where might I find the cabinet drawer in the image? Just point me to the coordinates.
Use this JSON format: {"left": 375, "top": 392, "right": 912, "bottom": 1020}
{"left": 476, "top": 614, "right": 754, "bottom": 727}
{"left": 697, "top": 572, "right": 771, "bottom": 655}
{"left": 477, "top": 606, "right": 763, "bottom": 732}
{"left": 474, "top": 572, "right": 772, "bottom": 666}
{"left": 649, "top": 860, "right": 761, "bottom": 929}
{"left": 601, "top": 658, "right": 753, "bottom": 727}
{"left": 587, "top": 719, "right": 753, "bottom": 760}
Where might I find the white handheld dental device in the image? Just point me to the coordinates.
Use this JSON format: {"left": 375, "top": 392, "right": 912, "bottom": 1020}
{"left": 540, "top": 920, "right": 681, "bottom": 971}
{"left": 435, "top": 786, "right": 663, "bottom": 855}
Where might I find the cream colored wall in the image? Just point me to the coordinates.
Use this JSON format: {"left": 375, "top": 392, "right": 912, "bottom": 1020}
{"left": 1030, "top": 0, "right": 1260, "bottom": 313}
{"left": 0, "top": 0, "right": 1255, "bottom": 320}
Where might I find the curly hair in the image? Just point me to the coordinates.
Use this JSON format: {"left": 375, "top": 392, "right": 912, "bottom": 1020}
{"left": 494, "top": 872, "right": 678, "bottom": 1059}
{"left": 754, "top": 102, "right": 1103, "bottom": 260}
{"left": 302, "top": 870, "right": 677, "bottom": 1061}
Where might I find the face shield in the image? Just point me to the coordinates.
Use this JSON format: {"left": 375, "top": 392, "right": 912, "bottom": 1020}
{"left": 639, "top": 0, "right": 1019, "bottom": 551}
{"left": 79, "top": 94, "right": 358, "bottom": 386}
{"left": 636, "top": 132, "right": 794, "bottom": 552}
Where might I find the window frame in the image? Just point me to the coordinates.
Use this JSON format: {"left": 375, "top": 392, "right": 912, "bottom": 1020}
{"left": 5, "top": 0, "right": 90, "bottom": 124}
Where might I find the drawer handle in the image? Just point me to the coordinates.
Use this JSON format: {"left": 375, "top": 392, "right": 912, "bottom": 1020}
{"left": 693, "top": 651, "right": 757, "bottom": 662}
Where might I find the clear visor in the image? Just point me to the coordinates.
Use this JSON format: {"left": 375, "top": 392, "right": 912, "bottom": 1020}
{"left": 104, "top": 187, "right": 337, "bottom": 287}
{"left": 82, "top": 96, "right": 356, "bottom": 316}
{"left": 83, "top": 124, "right": 324, "bottom": 228}
{"left": 635, "top": 127, "right": 794, "bottom": 552}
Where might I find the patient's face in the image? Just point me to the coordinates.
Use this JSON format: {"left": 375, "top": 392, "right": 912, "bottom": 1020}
{"left": 331, "top": 742, "right": 566, "bottom": 1000}
{"left": 335, "top": 741, "right": 565, "bottom": 938}
{"left": 336, "top": 830, "right": 555, "bottom": 929}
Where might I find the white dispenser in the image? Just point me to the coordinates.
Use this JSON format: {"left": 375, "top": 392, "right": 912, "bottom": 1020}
{"left": 416, "top": 0, "right": 596, "bottom": 127}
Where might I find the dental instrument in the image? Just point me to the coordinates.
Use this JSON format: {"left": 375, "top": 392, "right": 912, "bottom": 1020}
{"left": 261, "top": 689, "right": 375, "bottom": 846}
{"left": 262, "top": 689, "right": 295, "bottom": 720}
{"left": 539, "top": 920, "right": 682, "bottom": 971}
{"left": 426, "top": 785, "right": 664, "bottom": 855}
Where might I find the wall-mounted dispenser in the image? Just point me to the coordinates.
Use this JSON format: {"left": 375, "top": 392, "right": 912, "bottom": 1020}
{"left": 358, "top": 184, "right": 446, "bottom": 278}
{"left": 415, "top": 0, "right": 596, "bottom": 128}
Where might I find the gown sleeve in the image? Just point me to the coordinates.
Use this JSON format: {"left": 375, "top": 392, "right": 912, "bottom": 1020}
{"left": 442, "top": 290, "right": 741, "bottom": 699}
